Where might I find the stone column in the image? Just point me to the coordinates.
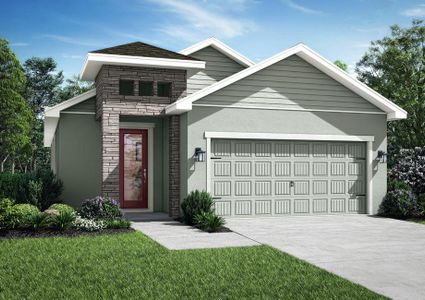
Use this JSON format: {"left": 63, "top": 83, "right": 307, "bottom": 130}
{"left": 101, "top": 112, "right": 120, "bottom": 199}
{"left": 168, "top": 115, "right": 180, "bottom": 217}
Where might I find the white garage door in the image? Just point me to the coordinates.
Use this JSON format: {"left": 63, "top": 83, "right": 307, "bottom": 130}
{"left": 210, "top": 139, "right": 366, "bottom": 216}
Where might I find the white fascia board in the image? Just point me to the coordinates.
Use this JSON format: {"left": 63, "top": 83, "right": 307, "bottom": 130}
{"left": 44, "top": 117, "right": 59, "bottom": 147}
{"left": 166, "top": 43, "right": 407, "bottom": 121}
{"left": 179, "top": 37, "right": 254, "bottom": 67}
{"left": 80, "top": 53, "right": 206, "bottom": 81}
{"left": 45, "top": 89, "right": 97, "bottom": 118}
{"left": 204, "top": 131, "right": 375, "bottom": 142}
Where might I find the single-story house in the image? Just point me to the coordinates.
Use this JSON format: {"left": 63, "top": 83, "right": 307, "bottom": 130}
{"left": 44, "top": 38, "right": 406, "bottom": 217}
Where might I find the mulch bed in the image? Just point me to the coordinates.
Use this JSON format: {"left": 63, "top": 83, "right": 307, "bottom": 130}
{"left": 0, "top": 228, "right": 135, "bottom": 240}
{"left": 174, "top": 217, "right": 232, "bottom": 233}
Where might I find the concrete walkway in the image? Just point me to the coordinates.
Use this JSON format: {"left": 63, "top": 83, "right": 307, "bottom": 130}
{"left": 226, "top": 215, "right": 425, "bottom": 300}
{"left": 132, "top": 221, "right": 259, "bottom": 250}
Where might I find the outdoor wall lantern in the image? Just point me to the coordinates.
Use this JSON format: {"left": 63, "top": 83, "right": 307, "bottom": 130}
{"left": 377, "top": 150, "right": 387, "bottom": 163}
{"left": 194, "top": 147, "right": 206, "bottom": 162}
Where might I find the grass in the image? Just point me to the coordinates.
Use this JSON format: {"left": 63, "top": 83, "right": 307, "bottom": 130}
{"left": 0, "top": 232, "right": 386, "bottom": 299}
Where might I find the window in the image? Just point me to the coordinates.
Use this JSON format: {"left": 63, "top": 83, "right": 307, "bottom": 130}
{"left": 157, "top": 82, "right": 171, "bottom": 98}
{"left": 119, "top": 80, "right": 134, "bottom": 96}
{"left": 139, "top": 81, "right": 153, "bottom": 96}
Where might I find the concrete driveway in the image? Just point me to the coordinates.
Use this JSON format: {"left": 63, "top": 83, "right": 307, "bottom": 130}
{"left": 226, "top": 215, "right": 425, "bottom": 300}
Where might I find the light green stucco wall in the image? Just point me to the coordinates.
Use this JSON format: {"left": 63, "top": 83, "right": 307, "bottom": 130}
{"left": 55, "top": 113, "right": 102, "bottom": 208}
{"left": 182, "top": 106, "right": 387, "bottom": 214}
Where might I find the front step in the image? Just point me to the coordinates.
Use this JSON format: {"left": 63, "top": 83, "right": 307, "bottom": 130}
{"left": 121, "top": 211, "right": 173, "bottom": 222}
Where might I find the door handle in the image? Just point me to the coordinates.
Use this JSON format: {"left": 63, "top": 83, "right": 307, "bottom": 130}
{"left": 143, "top": 168, "right": 147, "bottom": 183}
{"left": 290, "top": 181, "right": 294, "bottom": 187}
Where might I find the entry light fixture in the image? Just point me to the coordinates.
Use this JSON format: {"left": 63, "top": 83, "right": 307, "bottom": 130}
{"left": 194, "top": 147, "right": 206, "bottom": 162}
{"left": 377, "top": 150, "right": 387, "bottom": 163}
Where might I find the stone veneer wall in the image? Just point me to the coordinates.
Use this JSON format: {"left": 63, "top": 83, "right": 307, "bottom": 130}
{"left": 96, "top": 65, "right": 185, "bottom": 217}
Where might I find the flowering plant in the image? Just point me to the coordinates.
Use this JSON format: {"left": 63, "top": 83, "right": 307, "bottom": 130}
{"left": 79, "top": 196, "right": 121, "bottom": 220}
{"left": 73, "top": 215, "right": 106, "bottom": 231}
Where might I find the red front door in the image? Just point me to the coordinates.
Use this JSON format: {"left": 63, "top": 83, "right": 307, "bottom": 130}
{"left": 119, "top": 129, "right": 148, "bottom": 208}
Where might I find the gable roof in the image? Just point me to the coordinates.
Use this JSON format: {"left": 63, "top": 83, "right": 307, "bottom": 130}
{"left": 93, "top": 41, "right": 199, "bottom": 61}
{"left": 179, "top": 37, "right": 254, "bottom": 68}
{"left": 166, "top": 43, "right": 407, "bottom": 120}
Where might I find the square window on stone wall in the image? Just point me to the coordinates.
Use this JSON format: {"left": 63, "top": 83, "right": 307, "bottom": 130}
{"left": 157, "top": 82, "right": 171, "bottom": 97}
{"left": 119, "top": 80, "right": 134, "bottom": 96}
{"left": 139, "top": 81, "right": 153, "bottom": 96}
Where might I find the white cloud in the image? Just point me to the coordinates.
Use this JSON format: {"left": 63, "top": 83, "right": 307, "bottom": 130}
{"left": 10, "top": 42, "right": 29, "bottom": 47}
{"left": 282, "top": 0, "right": 323, "bottom": 15}
{"left": 402, "top": 4, "right": 425, "bottom": 17}
{"left": 41, "top": 34, "right": 102, "bottom": 47}
{"left": 61, "top": 54, "right": 84, "bottom": 59}
{"left": 148, "top": 0, "right": 256, "bottom": 39}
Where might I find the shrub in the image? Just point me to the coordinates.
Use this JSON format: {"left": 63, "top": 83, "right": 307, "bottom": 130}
{"left": 194, "top": 211, "right": 225, "bottom": 232}
{"left": 417, "top": 194, "right": 425, "bottom": 215}
{"left": 73, "top": 216, "right": 106, "bottom": 232}
{"left": 49, "top": 203, "right": 75, "bottom": 215}
{"left": 379, "top": 189, "right": 419, "bottom": 219}
{"left": 387, "top": 178, "right": 411, "bottom": 192}
{"left": 79, "top": 196, "right": 121, "bottom": 220}
{"left": 0, "top": 198, "right": 14, "bottom": 230}
{"left": 8, "top": 204, "right": 40, "bottom": 229}
{"left": 181, "top": 190, "right": 213, "bottom": 225}
{"left": 390, "top": 147, "right": 425, "bottom": 195}
{"left": 50, "top": 211, "right": 76, "bottom": 231}
{"left": 105, "top": 219, "right": 131, "bottom": 229}
{"left": 0, "top": 169, "right": 63, "bottom": 209}
{"left": 27, "top": 213, "right": 50, "bottom": 231}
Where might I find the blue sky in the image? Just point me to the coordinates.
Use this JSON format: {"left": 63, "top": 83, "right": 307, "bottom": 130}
{"left": 2, "top": 0, "right": 424, "bottom": 78}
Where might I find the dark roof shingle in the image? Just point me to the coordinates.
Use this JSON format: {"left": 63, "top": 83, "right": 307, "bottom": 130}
{"left": 91, "top": 42, "right": 198, "bottom": 61}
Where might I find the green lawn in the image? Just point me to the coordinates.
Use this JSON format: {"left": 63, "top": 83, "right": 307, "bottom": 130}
{"left": 0, "top": 232, "right": 385, "bottom": 299}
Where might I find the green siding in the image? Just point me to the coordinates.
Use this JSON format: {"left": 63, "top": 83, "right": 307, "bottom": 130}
{"left": 63, "top": 97, "right": 96, "bottom": 112}
{"left": 197, "top": 55, "right": 383, "bottom": 113}
{"left": 56, "top": 113, "right": 101, "bottom": 207}
{"left": 187, "top": 46, "right": 246, "bottom": 95}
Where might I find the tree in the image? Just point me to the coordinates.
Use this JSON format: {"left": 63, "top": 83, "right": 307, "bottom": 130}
{"left": 22, "top": 57, "right": 64, "bottom": 172}
{"left": 58, "top": 75, "right": 94, "bottom": 101}
{"left": 24, "top": 57, "right": 63, "bottom": 116}
{"left": 0, "top": 38, "right": 33, "bottom": 172}
{"left": 356, "top": 19, "right": 425, "bottom": 152}
{"left": 334, "top": 60, "right": 348, "bottom": 71}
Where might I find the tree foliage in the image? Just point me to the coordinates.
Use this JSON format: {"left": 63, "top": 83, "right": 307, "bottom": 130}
{"left": 356, "top": 19, "right": 425, "bottom": 151}
{"left": 334, "top": 60, "right": 348, "bottom": 71}
{"left": 58, "top": 75, "right": 94, "bottom": 102}
{"left": 0, "top": 38, "right": 33, "bottom": 172}
{"left": 24, "top": 57, "right": 63, "bottom": 116}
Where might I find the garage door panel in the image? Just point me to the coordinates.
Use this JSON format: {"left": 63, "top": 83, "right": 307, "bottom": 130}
{"left": 275, "top": 199, "right": 291, "bottom": 214}
{"left": 294, "top": 199, "right": 310, "bottom": 213}
{"left": 211, "top": 140, "right": 366, "bottom": 217}
{"left": 313, "top": 198, "right": 328, "bottom": 213}
{"left": 275, "top": 143, "right": 291, "bottom": 157}
{"left": 255, "top": 200, "right": 272, "bottom": 215}
{"left": 275, "top": 161, "right": 291, "bottom": 176}
{"left": 235, "top": 200, "right": 252, "bottom": 215}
